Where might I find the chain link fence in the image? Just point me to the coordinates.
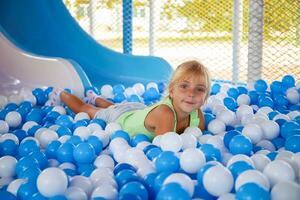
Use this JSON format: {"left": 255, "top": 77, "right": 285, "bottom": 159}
{"left": 64, "top": 0, "right": 300, "bottom": 84}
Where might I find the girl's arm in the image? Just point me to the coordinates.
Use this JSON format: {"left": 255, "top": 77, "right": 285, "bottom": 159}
{"left": 146, "top": 105, "right": 175, "bottom": 136}
{"left": 198, "top": 108, "right": 206, "bottom": 131}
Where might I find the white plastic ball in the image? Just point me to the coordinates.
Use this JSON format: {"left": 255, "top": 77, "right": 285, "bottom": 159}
{"left": 207, "top": 119, "right": 226, "bottom": 135}
{"left": 218, "top": 193, "right": 235, "bottom": 200}
{"left": 226, "top": 154, "right": 254, "bottom": 168}
{"left": 38, "top": 129, "right": 59, "bottom": 149}
{"left": 94, "top": 154, "right": 115, "bottom": 170}
{"left": 198, "top": 134, "right": 213, "bottom": 144}
{"left": 91, "top": 184, "right": 118, "bottom": 200}
{"left": 109, "top": 137, "right": 129, "bottom": 153}
{"left": 287, "top": 111, "right": 300, "bottom": 120}
{"left": 74, "top": 112, "right": 90, "bottom": 121}
{"left": 37, "top": 167, "right": 68, "bottom": 197}
{"left": 163, "top": 173, "right": 194, "bottom": 197}
{"left": 217, "top": 109, "right": 236, "bottom": 126}
{"left": 240, "top": 113, "right": 255, "bottom": 126}
{"left": 133, "top": 83, "right": 145, "bottom": 96}
{"left": 237, "top": 94, "right": 250, "bottom": 106}
{"left": 180, "top": 133, "right": 197, "bottom": 150}
{"left": 23, "top": 93, "right": 37, "bottom": 106}
{"left": 286, "top": 87, "right": 300, "bottom": 104}
{"left": 263, "top": 160, "right": 296, "bottom": 187}
{"left": 236, "top": 105, "right": 254, "bottom": 120}
{"left": 259, "top": 120, "right": 280, "bottom": 140}
{"left": 69, "top": 176, "right": 93, "bottom": 197}
{"left": 22, "top": 121, "right": 38, "bottom": 132}
{"left": 271, "top": 181, "right": 300, "bottom": 200}
{"left": 136, "top": 141, "right": 151, "bottom": 150}
{"left": 105, "top": 122, "right": 122, "bottom": 136}
{"left": 125, "top": 147, "right": 148, "bottom": 168}
{"left": 136, "top": 162, "right": 156, "bottom": 178}
{"left": 146, "top": 82, "right": 159, "bottom": 91}
{"left": 93, "top": 130, "right": 110, "bottom": 147}
{"left": 5, "top": 111, "right": 22, "bottom": 128}
{"left": 235, "top": 169, "right": 270, "bottom": 191}
{"left": 256, "top": 140, "right": 276, "bottom": 152}
{"left": 64, "top": 186, "right": 87, "bottom": 200}
{"left": 203, "top": 165, "right": 234, "bottom": 196}
{"left": 52, "top": 105, "right": 67, "bottom": 115}
{"left": 0, "top": 120, "right": 9, "bottom": 134}
{"left": 152, "top": 135, "right": 162, "bottom": 146}
{"left": 160, "top": 132, "right": 183, "bottom": 152}
{"left": 0, "top": 133, "right": 19, "bottom": 144}
{"left": 0, "top": 156, "right": 17, "bottom": 178}
{"left": 183, "top": 126, "right": 203, "bottom": 139}
{"left": 59, "top": 162, "right": 76, "bottom": 170}
{"left": 272, "top": 113, "right": 290, "bottom": 121}
{"left": 207, "top": 135, "right": 226, "bottom": 152}
{"left": 87, "top": 123, "right": 103, "bottom": 132}
{"left": 242, "top": 123, "right": 263, "bottom": 144}
{"left": 251, "top": 154, "right": 271, "bottom": 172}
{"left": 58, "top": 135, "right": 71, "bottom": 143}
{"left": 124, "top": 87, "right": 137, "bottom": 97}
{"left": 100, "top": 84, "right": 114, "bottom": 98}
{"left": 73, "top": 126, "right": 92, "bottom": 140}
{"left": 256, "top": 106, "right": 273, "bottom": 116}
{"left": 180, "top": 148, "right": 206, "bottom": 174}
{"left": 7, "top": 178, "right": 27, "bottom": 196}
{"left": 90, "top": 167, "right": 114, "bottom": 186}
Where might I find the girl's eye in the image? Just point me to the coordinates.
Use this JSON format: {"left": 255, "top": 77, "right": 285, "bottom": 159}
{"left": 179, "top": 84, "right": 188, "bottom": 89}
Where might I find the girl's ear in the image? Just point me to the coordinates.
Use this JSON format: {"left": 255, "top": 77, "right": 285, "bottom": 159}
{"left": 169, "top": 87, "right": 174, "bottom": 98}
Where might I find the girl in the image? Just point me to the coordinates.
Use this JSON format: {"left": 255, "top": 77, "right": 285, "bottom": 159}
{"left": 57, "top": 60, "right": 211, "bottom": 140}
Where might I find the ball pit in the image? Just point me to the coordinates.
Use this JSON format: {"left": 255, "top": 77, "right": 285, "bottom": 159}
{"left": 0, "top": 77, "right": 299, "bottom": 199}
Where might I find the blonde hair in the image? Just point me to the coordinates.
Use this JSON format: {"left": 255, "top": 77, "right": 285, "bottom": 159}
{"left": 168, "top": 60, "right": 211, "bottom": 100}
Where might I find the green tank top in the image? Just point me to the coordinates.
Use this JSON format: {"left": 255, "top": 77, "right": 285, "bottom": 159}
{"left": 116, "top": 97, "right": 200, "bottom": 140}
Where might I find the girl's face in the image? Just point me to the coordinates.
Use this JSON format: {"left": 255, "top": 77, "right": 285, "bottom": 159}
{"left": 170, "top": 76, "right": 207, "bottom": 115}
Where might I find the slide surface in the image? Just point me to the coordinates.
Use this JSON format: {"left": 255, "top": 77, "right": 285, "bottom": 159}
{"left": 0, "top": 31, "right": 91, "bottom": 97}
{"left": 0, "top": 0, "right": 173, "bottom": 89}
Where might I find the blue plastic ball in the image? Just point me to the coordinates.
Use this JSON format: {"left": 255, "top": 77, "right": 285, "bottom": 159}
{"left": 131, "top": 134, "right": 150, "bottom": 147}
{"left": 258, "top": 96, "right": 274, "bottom": 108}
{"left": 248, "top": 90, "right": 259, "bottom": 105}
{"left": 254, "top": 79, "right": 268, "bottom": 93}
{"left": 228, "top": 161, "right": 254, "bottom": 180}
{"left": 280, "top": 121, "right": 300, "bottom": 138}
{"left": 114, "top": 163, "right": 136, "bottom": 175}
{"left": 18, "top": 139, "right": 40, "bottom": 157}
{"left": 273, "top": 94, "right": 288, "bottom": 107}
{"left": 90, "top": 118, "right": 106, "bottom": 129}
{"left": 236, "top": 182, "right": 270, "bottom": 200}
{"left": 113, "top": 84, "right": 125, "bottom": 95}
{"left": 0, "top": 139, "right": 18, "bottom": 156}
{"left": 156, "top": 183, "right": 190, "bottom": 200}
{"left": 73, "top": 142, "right": 96, "bottom": 164}
{"left": 146, "top": 147, "right": 163, "bottom": 161}
{"left": 87, "top": 135, "right": 103, "bottom": 155}
{"left": 110, "top": 130, "right": 130, "bottom": 142}
{"left": 55, "top": 115, "right": 73, "bottom": 130}
{"left": 119, "top": 181, "right": 148, "bottom": 200}
{"left": 15, "top": 156, "right": 40, "bottom": 177}
{"left": 5, "top": 103, "right": 18, "bottom": 112}
{"left": 211, "top": 83, "right": 221, "bottom": 95}
{"left": 223, "top": 130, "right": 241, "bottom": 149}
{"left": 127, "top": 94, "right": 142, "bottom": 103}
{"left": 32, "top": 88, "right": 47, "bottom": 106}
{"left": 154, "top": 172, "right": 172, "bottom": 193}
{"left": 115, "top": 169, "right": 141, "bottom": 188}
{"left": 237, "top": 86, "right": 248, "bottom": 95}
{"left": 45, "top": 140, "right": 61, "bottom": 159}
{"left": 199, "top": 144, "right": 221, "bottom": 162}
{"left": 29, "top": 151, "right": 48, "bottom": 169}
{"left": 223, "top": 97, "right": 237, "bottom": 111}
{"left": 227, "top": 87, "right": 239, "bottom": 99}
{"left": 113, "top": 93, "right": 126, "bottom": 103}
{"left": 285, "top": 135, "right": 300, "bottom": 153}
{"left": 25, "top": 108, "right": 45, "bottom": 124}
{"left": 282, "top": 75, "right": 295, "bottom": 88}
{"left": 56, "top": 142, "right": 75, "bottom": 163}
{"left": 154, "top": 151, "right": 180, "bottom": 173}
{"left": 204, "top": 113, "right": 215, "bottom": 129}
{"left": 229, "top": 135, "right": 253, "bottom": 156}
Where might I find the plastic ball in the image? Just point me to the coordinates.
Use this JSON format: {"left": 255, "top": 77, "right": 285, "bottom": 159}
{"left": 56, "top": 142, "right": 75, "bottom": 163}
{"left": 227, "top": 87, "right": 239, "bottom": 99}
{"left": 223, "top": 97, "right": 237, "bottom": 111}
{"left": 0, "top": 120, "right": 9, "bottom": 134}
{"left": 280, "top": 121, "right": 300, "bottom": 138}
{"left": 131, "top": 133, "right": 150, "bottom": 147}
{"left": 0, "top": 155, "right": 17, "bottom": 177}
{"left": 73, "top": 126, "right": 92, "bottom": 140}
{"left": 285, "top": 135, "right": 300, "bottom": 153}
{"left": 223, "top": 130, "right": 241, "bottom": 149}
{"left": 156, "top": 183, "right": 190, "bottom": 200}
{"left": 254, "top": 79, "right": 268, "bottom": 92}
{"left": 154, "top": 151, "right": 180, "bottom": 173}
{"left": 271, "top": 180, "right": 300, "bottom": 200}
{"left": 110, "top": 130, "right": 130, "bottom": 143}
{"left": 236, "top": 182, "right": 270, "bottom": 200}
{"left": 286, "top": 88, "right": 300, "bottom": 104}
{"left": 100, "top": 84, "right": 113, "bottom": 98}
{"left": 64, "top": 186, "right": 87, "bottom": 200}
{"left": 18, "top": 139, "right": 40, "bottom": 157}
{"left": 115, "top": 169, "right": 141, "bottom": 188}
{"left": 105, "top": 122, "right": 122, "bottom": 136}
{"left": 91, "top": 184, "right": 118, "bottom": 200}
{"left": 235, "top": 169, "right": 270, "bottom": 191}
{"left": 113, "top": 93, "right": 126, "bottom": 103}
{"left": 0, "top": 139, "right": 18, "bottom": 156}
{"left": 237, "top": 94, "right": 251, "bottom": 106}
{"left": 73, "top": 142, "right": 96, "bottom": 164}
{"left": 37, "top": 167, "right": 68, "bottom": 197}
{"left": 251, "top": 154, "right": 271, "bottom": 172}
{"left": 211, "top": 83, "right": 221, "bottom": 95}
{"left": 229, "top": 135, "right": 253, "bottom": 156}
{"left": 241, "top": 124, "right": 263, "bottom": 144}
{"left": 5, "top": 111, "right": 22, "bottom": 128}
{"left": 258, "top": 96, "right": 274, "bottom": 108}
{"left": 228, "top": 161, "right": 254, "bottom": 180}
{"left": 163, "top": 173, "right": 194, "bottom": 197}
{"left": 203, "top": 164, "right": 234, "bottom": 197}
{"left": 207, "top": 119, "right": 226, "bottom": 135}
{"left": 180, "top": 148, "right": 206, "bottom": 174}
{"left": 119, "top": 181, "right": 148, "bottom": 200}
{"left": 282, "top": 75, "right": 295, "bottom": 88}
{"left": 55, "top": 115, "right": 73, "bottom": 130}
{"left": 263, "top": 160, "right": 295, "bottom": 186}
{"left": 199, "top": 143, "right": 221, "bottom": 162}
{"left": 32, "top": 88, "right": 47, "bottom": 106}
{"left": 160, "top": 132, "right": 183, "bottom": 153}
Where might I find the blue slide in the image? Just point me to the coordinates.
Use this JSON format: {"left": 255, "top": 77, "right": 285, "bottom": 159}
{"left": 0, "top": 0, "right": 173, "bottom": 88}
